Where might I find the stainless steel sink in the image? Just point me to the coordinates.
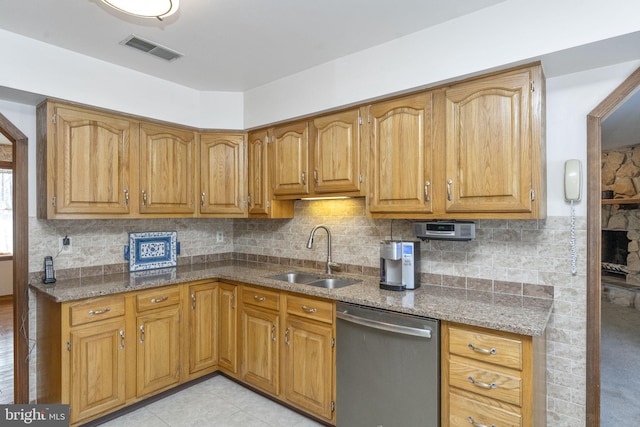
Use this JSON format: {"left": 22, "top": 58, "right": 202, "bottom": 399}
{"left": 267, "top": 271, "right": 360, "bottom": 289}
{"left": 268, "top": 271, "right": 322, "bottom": 284}
{"left": 305, "top": 278, "right": 360, "bottom": 289}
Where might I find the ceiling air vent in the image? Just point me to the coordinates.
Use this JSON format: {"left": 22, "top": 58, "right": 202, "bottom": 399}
{"left": 120, "top": 34, "right": 183, "bottom": 62}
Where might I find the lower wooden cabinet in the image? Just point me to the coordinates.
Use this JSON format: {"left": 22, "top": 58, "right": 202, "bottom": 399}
{"left": 283, "top": 295, "right": 335, "bottom": 421}
{"left": 240, "top": 286, "right": 281, "bottom": 395}
{"left": 218, "top": 283, "right": 238, "bottom": 373}
{"left": 69, "top": 317, "right": 126, "bottom": 423}
{"left": 35, "top": 280, "right": 548, "bottom": 427}
{"left": 186, "top": 283, "right": 219, "bottom": 376}
{"left": 441, "top": 321, "right": 546, "bottom": 427}
{"left": 238, "top": 286, "right": 336, "bottom": 423}
{"left": 136, "top": 306, "right": 181, "bottom": 397}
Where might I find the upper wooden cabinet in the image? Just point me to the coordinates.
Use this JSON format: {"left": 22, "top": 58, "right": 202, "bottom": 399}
{"left": 139, "top": 122, "right": 196, "bottom": 215}
{"left": 369, "top": 92, "right": 434, "bottom": 215}
{"left": 270, "top": 121, "right": 310, "bottom": 197}
{"left": 247, "top": 129, "right": 294, "bottom": 218}
{"left": 311, "top": 108, "right": 366, "bottom": 197}
{"left": 368, "top": 64, "right": 546, "bottom": 219}
{"left": 443, "top": 65, "right": 545, "bottom": 218}
{"left": 270, "top": 109, "right": 367, "bottom": 200}
{"left": 37, "top": 102, "right": 137, "bottom": 218}
{"left": 199, "top": 132, "right": 247, "bottom": 217}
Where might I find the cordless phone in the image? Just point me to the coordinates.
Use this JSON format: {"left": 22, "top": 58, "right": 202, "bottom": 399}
{"left": 43, "top": 256, "right": 56, "bottom": 284}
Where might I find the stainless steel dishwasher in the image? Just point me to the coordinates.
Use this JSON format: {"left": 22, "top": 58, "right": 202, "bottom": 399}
{"left": 336, "top": 302, "right": 439, "bottom": 427}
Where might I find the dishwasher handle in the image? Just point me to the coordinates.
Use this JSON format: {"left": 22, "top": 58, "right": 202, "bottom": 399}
{"left": 336, "top": 310, "right": 432, "bottom": 339}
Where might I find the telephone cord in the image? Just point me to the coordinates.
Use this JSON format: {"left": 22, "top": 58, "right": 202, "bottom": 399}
{"left": 570, "top": 200, "right": 577, "bottom": 275}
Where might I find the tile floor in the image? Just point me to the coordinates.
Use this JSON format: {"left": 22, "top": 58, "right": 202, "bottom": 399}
{"left": 98, "top": 375, "right": 325, "bottom": 427}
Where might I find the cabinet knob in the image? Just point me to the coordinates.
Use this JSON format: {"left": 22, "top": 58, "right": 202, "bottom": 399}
{"left": 447, "top": 179, "right": 453, "bottom": 202}
{"left": 141, "top": 190, "right": 147, "bottom": 205}
{"left": 301, "top": 171, "right": 306, "bottom": 185}
{"left": 201, "top": 192, "right": 205, "bottom": 207}
{"left": 424, "top": 181, "right": 430, "bottom": 202}
{"left": 124, "top": 189, "right": 129, "bottom": 206}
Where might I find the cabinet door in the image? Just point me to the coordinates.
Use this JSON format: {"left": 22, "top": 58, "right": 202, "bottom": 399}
{"left": 53, "top": 106, "right": 133, "bottom": 215}
{"left": 444, "top": 68, "right": 535, "bottom": 213}
{"left": 200, "top": 133, "right": 247, "bottom": 216}
{"left": 284, "top": 317, "right": 334, "bottom": 421}
{"left": 218, "top": 284, "right": 238, "bottom": 373}
{"left": 312, "top": 109, "right": 363, "bottom": 195}
{"left": 139, "top": 123, "right": 196, "bottom": 214}
{"left": 247, "top": 129, "right": 270, "bottom": 216}
{"left": 240, "top": 306, "right": 279, "bottom": 395}
{"left": 188, "top": 283, "right": 218, "bottom": 375}
{"left": 137, "top": 307, "right": 181, "bottom": 397}
{"left": 69, "top": 319, "right": 126, "bottom": 424}
{"left": 271, "top": 121, "right": 309, "bottom": 197}
{"left": 369, "top": 92, "right": 434, "bottom": 213}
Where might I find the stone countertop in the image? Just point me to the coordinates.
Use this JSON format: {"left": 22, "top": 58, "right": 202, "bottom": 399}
{"left": 30, "top": 260, "right": 553, "bottom": 336}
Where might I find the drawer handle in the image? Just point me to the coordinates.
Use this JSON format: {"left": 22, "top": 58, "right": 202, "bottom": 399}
{"left": 467, "top": 416, "right": 495, "bottom": 427}
{"left": 253, "top": 295, "right": 266, "bottom": 302}
{"left": 88, "top": 307, "right": 111, "bottom": 316}
{"left": 301, "top": 305, "right": 317, "bottom": 313}
{"left": 468, "top": 343, "right": 497, "bottom": 355}
{"left": 150, "top": 296, "right": 169, "bottom": 304}
{"left": 468, "top": 376, "right": 497, "bottom": 390}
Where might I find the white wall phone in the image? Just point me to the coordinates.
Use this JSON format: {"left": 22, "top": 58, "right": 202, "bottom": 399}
{"left": 564, "top": 158, "right": 582, "bottom": 202}
{"left": 564, "top": 159, "right": 582, "bottom": 275}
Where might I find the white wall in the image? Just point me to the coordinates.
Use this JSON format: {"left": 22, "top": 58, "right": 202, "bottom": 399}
{"left": 0, "top": 259, "right": 12, "bottom": 296}
{"left": 0, "top": 28, "right": 244, "bottom": 130}
{"left": 244, "top": 0, "right": 640, "bottom": 129}
{"left": 546, "top": 59, "right": 640, "bottom": 217}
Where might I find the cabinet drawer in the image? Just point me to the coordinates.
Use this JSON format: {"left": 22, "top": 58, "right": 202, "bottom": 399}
{"left": 449, "top": 326, "right": 522, "bottom": 370}
{"left": 286, "top": 294, "right": 333, "bottom": 324}
{"left": 136, "top": 286, "right": 180, "bottom": 312}
{"left": 449, "top": 358, "right": 522, "bottom": 406}
{"left": 241, "top": 286, "right": 280, "bottom": 311}
{"left": 69, "top": 295, "right": 125, "bottom": 326}
{"left": 449, "top": 392, "right": 521, "bottom": 427}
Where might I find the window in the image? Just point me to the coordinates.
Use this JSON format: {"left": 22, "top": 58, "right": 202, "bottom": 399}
{"left": 0, "top": 167, "right": 11, "bottom": 255}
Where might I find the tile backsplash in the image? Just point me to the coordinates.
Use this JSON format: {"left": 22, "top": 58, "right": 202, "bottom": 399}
{"left": 27, "top": 198, "right": 587, "bottom": 426}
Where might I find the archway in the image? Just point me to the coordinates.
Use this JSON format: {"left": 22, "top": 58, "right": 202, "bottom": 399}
{"left": 586, "top": 66, "right": 640, "bottom": 426}
{"left": 0, "top": 113, "right": 28, "bottom": 403}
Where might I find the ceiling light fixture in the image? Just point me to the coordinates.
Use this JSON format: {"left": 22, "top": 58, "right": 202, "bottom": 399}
{"left": 101, "top": 0, "right": 179, "bottom": 21}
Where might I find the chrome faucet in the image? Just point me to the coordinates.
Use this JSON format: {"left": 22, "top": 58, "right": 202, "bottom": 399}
{"left": 306, "top": 225, "right": 340, "bottom": 274}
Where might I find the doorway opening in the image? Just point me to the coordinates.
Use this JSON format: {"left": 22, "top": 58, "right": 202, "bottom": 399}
{"left": 0, "top": 142, "right": 13, "bottom": 403}
{"left": 0, "top": 113, "right": 29, "bottom": 404}
{"left": 586, "top": 66, "right": 640, "bottom": 426}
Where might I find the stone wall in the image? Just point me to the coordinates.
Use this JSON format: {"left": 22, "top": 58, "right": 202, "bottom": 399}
{"left": 602, "top": 145, "right": 640, "bottom": 286}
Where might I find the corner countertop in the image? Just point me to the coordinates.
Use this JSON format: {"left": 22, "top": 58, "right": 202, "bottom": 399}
{"left": 30, "top": 260, "right": 553, "bottom": 336}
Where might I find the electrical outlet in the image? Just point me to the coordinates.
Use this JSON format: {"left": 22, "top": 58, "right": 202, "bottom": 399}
{"left": 58, "top": 236, "right": 72, "bottom": 254}
{"left": 216, "top": 231, "right": 224, "bottom": 243}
